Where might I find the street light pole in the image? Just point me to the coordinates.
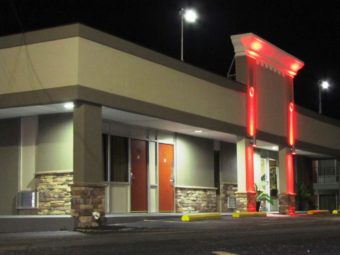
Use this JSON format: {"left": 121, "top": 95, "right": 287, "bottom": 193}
{"left": 318, "top": 84, "right": 322, "bottom": 114}
{"left": 180, "top": 8, "right": 184, "bottom": 61}
{"left": 179, "top": 8, "right": 198, "bottom": 62}
{"left": 318, "top": 80, "right": 330, "bottom": 115}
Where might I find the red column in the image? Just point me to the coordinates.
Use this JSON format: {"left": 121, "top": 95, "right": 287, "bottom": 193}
{"left": 286, "top": 152, "right": 295, "bottom": 215}
{"left": 247, "top": 86, "right": 256, "bottom": 137}
{"left": 288, "top": 102, "right": 295, "bottom": 146}
{"left": 287, "top": 101, "right": 296, "bottom": 215}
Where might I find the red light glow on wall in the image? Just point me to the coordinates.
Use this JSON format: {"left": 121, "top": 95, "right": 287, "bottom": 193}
{"left": 247, "top": 86, "right": 256, "bottom": 137}
{"left": 286, "top": 153, "right": 294, "bottom": 195}
{"left": 246, "top": 145, "right": 255, "bottom": 193}
{"left": 288, "top": 102, "right": 295, "bottom": 146}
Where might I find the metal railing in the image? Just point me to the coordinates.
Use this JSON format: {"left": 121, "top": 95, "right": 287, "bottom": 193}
{"left": 314, "top": 167, "right": 339, "bottom": 184}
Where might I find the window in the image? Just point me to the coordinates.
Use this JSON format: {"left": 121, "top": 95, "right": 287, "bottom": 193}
{"left": 103, "top": 135, "right": 129, "bottom": 182}
{"left": 110, "top": 136, "right": 129, "bottom": 182}
{"left": 103, "top": 134, "right": 108, "bottom": 181}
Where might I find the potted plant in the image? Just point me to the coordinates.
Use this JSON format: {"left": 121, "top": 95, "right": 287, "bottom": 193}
{"left": 297, "top": 183, "right": 313, "bottom": 211}
{"left": 255, "top": 183, "right": 274, "bottom": 212}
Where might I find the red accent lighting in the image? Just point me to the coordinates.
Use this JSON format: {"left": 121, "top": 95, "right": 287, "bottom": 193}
{"left": 246, "top": 145, "right": 255, "bottom": 193}
{"left": 288, "top": 102, "right": 295, "bottom": 146}
{"left": 235, "top": 34, "right": 304, "bottom": 77}
{"left": 247, "top": 86, "right": 256, "bottom": 137}
{"left": 286, "top": 153, "right": 294, "bottom": 195}
{"left": 247, "top": 50, "right": 259, "bottom": 59}
{"left": 251, "top": 41, "right": 262, "bottom": 51}
{"left": 290, "top": 63, "right": 300, "bottom": 71}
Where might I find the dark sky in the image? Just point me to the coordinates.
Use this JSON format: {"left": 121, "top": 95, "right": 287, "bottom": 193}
{"left": 1, "top": 0, "right": 340, "bottom": 119}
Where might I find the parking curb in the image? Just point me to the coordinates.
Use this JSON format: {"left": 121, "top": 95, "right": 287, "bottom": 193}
{"left": 307, "top": 210, "right": 330, "bottom": 215}
{"left": 181, "top": 213, "right": 221, "bottom": 222}
{"left": 232, "top": 211, "right": 267, "bottom": 218}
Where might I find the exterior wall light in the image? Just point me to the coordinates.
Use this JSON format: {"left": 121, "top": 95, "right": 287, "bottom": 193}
{"left": 64, "top": 102, "right": 75, "bottom": 110}
{"left": 290, "top": 146, "right": 296, "bottom": 155}
{"left": 250, "top": 137, "right": 256, "bottom": 147}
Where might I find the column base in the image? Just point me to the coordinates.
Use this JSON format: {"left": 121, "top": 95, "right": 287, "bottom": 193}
{"left": 71, "top": 183, "right": 106, "bottom": 228}
{"left": 279, "top": 193, "right": 296, "bottom": 215}
{"left": 235, "top": 192, "right": 256, "bottom": 212}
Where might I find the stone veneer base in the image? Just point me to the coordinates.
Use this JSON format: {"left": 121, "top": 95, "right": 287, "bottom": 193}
{"left": 71, "top": 183, "right": 106, "bottom": 228}
{"left": 36, "top": 172, "right": 73, "bottom": 215}
{"left": 279, "top": 193, "right": 296, "bottom": 214}
{"left": 235, "top": 192, "right": 256, "bottom": 212}
{"left": 176, "top": 187, "right": 217, "bottom": 213}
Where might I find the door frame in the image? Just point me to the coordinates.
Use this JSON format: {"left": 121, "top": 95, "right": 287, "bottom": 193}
{"left": 103, "top": 130, "right": 176, "bottom": 213}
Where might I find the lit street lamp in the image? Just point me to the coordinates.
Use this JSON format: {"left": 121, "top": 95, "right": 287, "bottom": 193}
{"left": 318, "top": 80, "right": 330, "bottom": 114}
{"left": 179, "top": 8, "right": 198, "bottom": 61}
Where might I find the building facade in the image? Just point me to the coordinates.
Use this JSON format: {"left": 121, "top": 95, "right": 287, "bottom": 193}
{"left": 1, "top": 24, "right": 340, "bottom": 228}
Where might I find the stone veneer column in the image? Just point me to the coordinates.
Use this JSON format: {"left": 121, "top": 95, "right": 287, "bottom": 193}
{"left": 221, "top": 183, "right": 237, "bottom": 212}
{"left": 175, "top": 187, "right": 217, "bottom": 213}
{"left": 71, "top": 183, "right": 105, "bottom": 228}
{"left": 36, "top": 172, "right": 73, "bottom": 215}
{"left": 73, "top": 103, "right": 104, "bottom": 228}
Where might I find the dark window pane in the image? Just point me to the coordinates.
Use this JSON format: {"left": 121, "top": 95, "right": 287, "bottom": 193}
{"left": 110, "top": 136, "right": 129, "bottom": 182}
{"left": 102, "top": 134, "right": 108, "bottom": 181}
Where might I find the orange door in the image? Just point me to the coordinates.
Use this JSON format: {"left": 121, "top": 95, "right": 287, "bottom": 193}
{"left": 159, "top": 143, "right": 174, "bottom": 212}
{"left": 131, "top": 139, "right": 148, "bottom": 212}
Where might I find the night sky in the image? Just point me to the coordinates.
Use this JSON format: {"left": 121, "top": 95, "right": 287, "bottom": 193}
{"left": 1, "top": 0, "right": 340, "bottom": 120}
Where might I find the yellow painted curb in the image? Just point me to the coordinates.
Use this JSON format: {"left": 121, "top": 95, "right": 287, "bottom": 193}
{"left": 181, "top": 213, "right": 221, "bottom": 222}
{"left": 232, "top": 211, "right": 267, "bottom": 218}
{"left": 307, "top": 210, "right": 330, "bottom": 215}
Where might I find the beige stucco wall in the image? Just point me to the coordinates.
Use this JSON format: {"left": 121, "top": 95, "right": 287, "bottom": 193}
{"left": 20, "top": 116, "right": 38, "bottom": 190}
{"left": 0, "top": 118, "right": 20, "bottom": 214}
{"left": 78, "top": 38, "right": 246, "bottom": 127}
{"left": 0, "top": 38, "right": 79, "bottom": 95}
{"left": 297, "top": 113, "right": 340, "bottom": 151}
{"left": 220, "top": 142, "right": 237, "bottom": 183}
{"left": 256, "top": 66, "right": 290, "bottom": 137}
{"left": 73, "top": 104, "right": 103, "bottom": 183}
{"left": 176, "top": 134, "right": 214, "bottom": 187}
{"left": 1, "top": 33, "right": 340, "bottom": 154}
{"left": 36, "top": 113, "right": 73, "bottom": 173}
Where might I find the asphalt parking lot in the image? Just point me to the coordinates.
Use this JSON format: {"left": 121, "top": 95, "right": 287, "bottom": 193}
{"left": 1, "top": 214, "right": 340, "bottom": 254}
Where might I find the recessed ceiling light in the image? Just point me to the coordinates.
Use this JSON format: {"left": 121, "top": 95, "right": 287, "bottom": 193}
{"left": 64, "top": 102, "right": 75, "bottom": 110}
{"left": 194, "top": 130, "right": 203, "bottom": 133}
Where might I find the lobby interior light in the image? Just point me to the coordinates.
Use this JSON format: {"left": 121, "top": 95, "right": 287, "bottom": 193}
{"left": 64, "top": 102, "right": 75, "bottom": 110}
